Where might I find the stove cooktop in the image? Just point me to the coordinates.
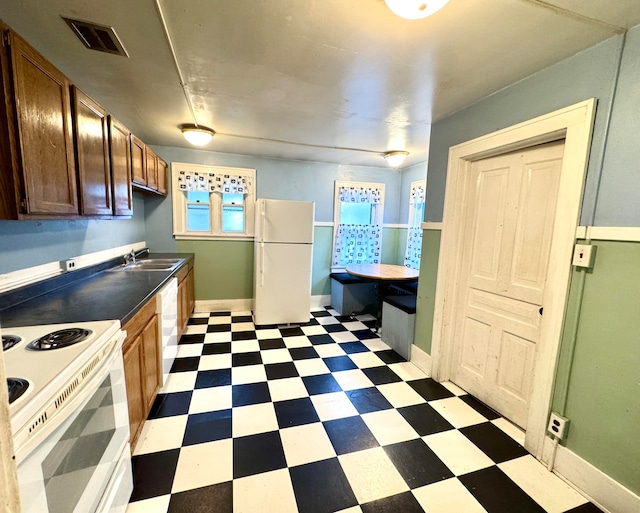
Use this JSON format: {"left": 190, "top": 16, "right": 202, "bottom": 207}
{"left": 6, "top": 377, "right": 29, "bottom": 404}
{"left": 2, "top": 334, "right": 22, "bottom": 352}
{"left": 2, "top": 320, "right": 121, "bottom": 435}
{"left": 27, "top": 328, "right": 93, "bottom": 350}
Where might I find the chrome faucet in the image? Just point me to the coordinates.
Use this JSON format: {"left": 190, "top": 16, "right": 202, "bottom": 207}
{"left": 123, "top": 250, "right": 136, "bottom": 265}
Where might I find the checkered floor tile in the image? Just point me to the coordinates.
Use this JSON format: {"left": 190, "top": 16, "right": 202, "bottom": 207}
{"left": 126, "top": 308, "right": 602, "bottom": 513}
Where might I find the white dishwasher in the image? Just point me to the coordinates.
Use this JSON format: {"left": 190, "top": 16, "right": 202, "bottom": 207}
{"left": 156, "top": 277, "right": 178, "bottom": 386}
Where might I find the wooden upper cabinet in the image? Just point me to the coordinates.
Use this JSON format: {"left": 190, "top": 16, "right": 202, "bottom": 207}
{"left": 130, "top": 134, "right": 146, "bottom": 186}
{"left": 72, "top": 87, "right": 112, "bottom": 216}
{"left": 157, "top": 157, "right": 168, "bottom": 195}
{"left": 108, "top": 116, "right": 133, "bottom": 216}
{"left": 145, "top": 146, "right": 158, "bottom": 190}
{"left": 9, "top": 31, "right": 78, "bottom": 215}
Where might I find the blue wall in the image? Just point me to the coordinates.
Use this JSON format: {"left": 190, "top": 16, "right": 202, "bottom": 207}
{"left": 424, "top": 34, "right": 624, "bottom": 225}
{"left": 0, "top": 196, "right": 146, "bottom": 274}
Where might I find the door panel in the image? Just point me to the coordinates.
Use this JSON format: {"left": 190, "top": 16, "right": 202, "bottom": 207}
{"left": 508, "top": 162, "right": 561, "bottom": 303}
{"left": 73, "top": 87, "right": 112, "bottom": 216}
{"left": 255, "top": 199, "right": 314, "bottom": 243}
{"left": 254, "top": 243, "right": 312, "bottom": 325}
{"left": 468, "top": 168, "right": 509, "bottom": 286}
{"left": 109, "top": 116, "right": 133, "bottom": 216}
{"left": 11, "top": 32, "right": 78, "bottom": 214}
{"left": 452, "top": 140, "right": 565, "bottom": 428}
{"left": 459, "top": 317, "right": 491, "bottom": 380}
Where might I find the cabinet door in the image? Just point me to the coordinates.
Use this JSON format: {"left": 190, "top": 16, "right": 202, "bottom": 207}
{"left": 157, "top": 157, "right": 168, "bottom": 195}
{"left": 9, "top": 31, "right": 78, "bottom": 214}
{"left": 141, "top": 314, "right": 160, "bottom": 411}
{"left": 177, "top": 277, "right": 187, "bottom": 339}
{"left": 108, "top": 116, "right": 133, "bottom": 216}
{"left": 145, "top": 146, "right": 158, "bottom": 190}
{"left": 130, "top": 135, "right": 146, "bottom": 186}
{"left": 187, "top": 268, "right": 195, "bottom": 317}
{"left": 123, "top": 336, "right": 145, "bottom": 448}
{"left": 73, "top": 87, "right": 112, "bottom": 216}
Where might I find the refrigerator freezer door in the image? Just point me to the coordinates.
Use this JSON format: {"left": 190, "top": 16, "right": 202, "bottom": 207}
{"left": 254, "top": 242, "right": 312, "bottom": 325}
{"left": 256, "top": 199, "right": 314, "bottom": 244}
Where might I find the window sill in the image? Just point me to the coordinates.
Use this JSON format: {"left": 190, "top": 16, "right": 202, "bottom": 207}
{"left": 174, "top": 233, "right": 254, "bottom": 242}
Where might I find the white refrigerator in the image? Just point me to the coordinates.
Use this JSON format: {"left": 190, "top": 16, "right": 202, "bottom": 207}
{"left": 254, "top": 199, "right": 315, "bottom": 326}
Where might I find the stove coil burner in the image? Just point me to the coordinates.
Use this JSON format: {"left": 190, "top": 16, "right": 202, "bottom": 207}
{"left": 7, "top": 378, "right": 29, "bottom": 404}
{"left": 2, "top": 335, "right": 21, "bottom": 351}
{"left": 27, "top": 328, "right": 93, "bottom": 350}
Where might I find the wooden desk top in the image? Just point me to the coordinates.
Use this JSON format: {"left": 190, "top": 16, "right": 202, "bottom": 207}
{"left": 346, "top": 264, "right": 419, "bottom": 281}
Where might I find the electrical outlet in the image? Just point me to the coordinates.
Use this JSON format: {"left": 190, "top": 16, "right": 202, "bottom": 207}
{"left": 64, "top": 259, "right": 76, "bottom": 272}
{"left": 547, "top": 412, "right": 570, "bottom": 439}
{"left": 572, "top": 244, "right": 596, "bottom": 268}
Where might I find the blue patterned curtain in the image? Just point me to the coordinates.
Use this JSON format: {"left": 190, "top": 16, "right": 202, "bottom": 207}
{"left": 404, "top": 182, "right": 425, "bottom": 269}
{"left": 338, "top": 186, "right": 382, "bottom": 204}
{"left": 333, "top": 184, "right": 383, "bottom": 267}
{"left": 177, "top": 170, "right": 252, "bottom": 194}
{"left": 404, "top": 226, "right": 423, "bottom": 269}
{"left": 410, "top": 183, "right": 425, "bottom": 204}
{"left": 332, "top": 224, "right": 382, "bottom": 267}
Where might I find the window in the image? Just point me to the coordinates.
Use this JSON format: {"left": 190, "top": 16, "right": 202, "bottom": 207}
{"left": 404, "top": 180, "right": 425, "bottom": 269}
{"left": 331, "top": 180, "right": 385, "bottom": 270}
{"left": 172, "top": 163, "right": 256, "bottom": 240}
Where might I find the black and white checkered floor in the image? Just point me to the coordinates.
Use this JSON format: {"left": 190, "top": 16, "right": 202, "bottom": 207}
{"left": 125, "top": 308, "right": 602, "bottom": 513}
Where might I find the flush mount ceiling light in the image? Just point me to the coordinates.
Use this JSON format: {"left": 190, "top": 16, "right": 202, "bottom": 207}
{"left": 181, "top": 125, "right": 215, "bottom": 146}
{"left": 384, "top": 151, "right": 409, "bottom": 168}
{"left": 384, "top": 0, "right": 449, "bottom": 19}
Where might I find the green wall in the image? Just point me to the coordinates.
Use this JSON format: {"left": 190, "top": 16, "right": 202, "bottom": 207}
{"left": 176, "top": 240, "right": 254, "bottom": 300}
{"left": 413, "top": 230, "right": 441, "bottom": 353}
{"left": 312, "top": 226, "right": 333, "bottom": 296}
{"left": 552, "top": 240, "right": 640, "bottom": 492}
{"left": 171, "top": 225, "right": 408, "bottom": 300}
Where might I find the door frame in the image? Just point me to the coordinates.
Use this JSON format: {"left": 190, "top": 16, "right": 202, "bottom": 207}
{"left": 430, "top": 99, "right": 596, "bottom": 460}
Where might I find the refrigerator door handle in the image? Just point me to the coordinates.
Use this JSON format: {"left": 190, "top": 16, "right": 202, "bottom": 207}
{"left": 260, "top": 241, "right": 265, "bottom": 286}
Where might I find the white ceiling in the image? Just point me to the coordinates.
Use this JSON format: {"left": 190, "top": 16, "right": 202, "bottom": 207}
{"left": 1, "top": 0, "right": 638, "bottom": 168}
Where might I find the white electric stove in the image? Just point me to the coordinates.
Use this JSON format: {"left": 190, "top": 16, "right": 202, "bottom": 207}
{"left": 2, "top": 320, "right": 133, "bottom": 513}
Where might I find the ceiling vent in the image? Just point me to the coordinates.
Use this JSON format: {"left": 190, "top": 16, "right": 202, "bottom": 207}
{"left": 62, "top": 17, "right": 129, "bottom": 57}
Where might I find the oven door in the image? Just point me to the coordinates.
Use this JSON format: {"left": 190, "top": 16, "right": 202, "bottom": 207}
{"left": 16, "top": 332, "right": 132, "bottom": 513}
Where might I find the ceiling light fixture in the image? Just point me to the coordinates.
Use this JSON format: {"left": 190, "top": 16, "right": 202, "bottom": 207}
{"left": 384, "top": 151, "right": 409, "bottom": 168}
{"left": 181, "top": 125, "right": 215, "bottom": 146}
{"left": 384, "top": 0, "right": 449, "bottom": 20}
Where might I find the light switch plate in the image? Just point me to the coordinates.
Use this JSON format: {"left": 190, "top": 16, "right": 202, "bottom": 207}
{"left": 572, "top": 244, "right": 596, "bottom": 268}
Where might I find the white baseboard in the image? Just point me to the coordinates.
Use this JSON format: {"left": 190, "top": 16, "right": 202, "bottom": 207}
{"left": 0, "top": 241, "right": 146, "bottom": 294}
{"left": 196, "top": 299, "right": 254, "bottom": 312}
{"left": 196, "top": 296, "right": 331, "bottom": 313}
{"left": 311, "top": 295, "right": 331, "bottom": 309}
{"left": 553, "top": 444, "right": 640, "bottom": 513}
{"left": 409, "top": 344, "right": 432, "bottom": 376}
{"left": 420, "top": 222, "right": 443, "bottom": 230}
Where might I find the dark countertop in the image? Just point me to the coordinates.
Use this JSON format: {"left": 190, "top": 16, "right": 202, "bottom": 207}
{"left": 0, "top": 253, "right": 194, "bottom": 328}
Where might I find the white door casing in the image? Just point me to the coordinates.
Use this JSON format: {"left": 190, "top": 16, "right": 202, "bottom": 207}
{"left": 431, "top": 99, "right": 596, "bottom": 459}
{"left": 451, "top": 141, "right": 564, "bottom": 429}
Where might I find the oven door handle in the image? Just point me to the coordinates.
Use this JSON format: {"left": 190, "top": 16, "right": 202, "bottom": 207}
{"left": 13, "top": 330, "right": 126, "bottom": 463}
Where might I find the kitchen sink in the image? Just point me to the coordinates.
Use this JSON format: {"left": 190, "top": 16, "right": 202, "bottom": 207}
{"left": 109, "top": 258, "right": 182, "bottom": 272}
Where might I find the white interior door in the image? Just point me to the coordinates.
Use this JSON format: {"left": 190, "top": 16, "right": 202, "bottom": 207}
{"left": 451, "top": 140, "right": 565, "bottom": 428}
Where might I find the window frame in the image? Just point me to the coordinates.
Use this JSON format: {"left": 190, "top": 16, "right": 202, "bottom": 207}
{"left": 171, "top": 162, "right": 256, "bottom": 241}
{"left": 331, "top": 180, "right": 385, "bottom": 272}
{"left": 404, "top": 179, "right": 426, "bottom": 269}
{"left": 407, "top": 179, "right": 426, "bottom": 228}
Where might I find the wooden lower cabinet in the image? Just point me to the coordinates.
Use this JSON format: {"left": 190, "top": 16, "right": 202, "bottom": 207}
{"left": 122, "top": 298, "right": 161, "bottom": 452}
{"left": 177, "top": 262, "right": 195, "bottom": 340}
